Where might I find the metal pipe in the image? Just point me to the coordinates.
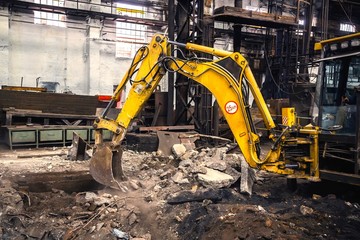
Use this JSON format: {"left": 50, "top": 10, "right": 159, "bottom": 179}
{"left": 101, "top": 99, "right": 116, "bottom": 118}
{"left": 168, "top": 40, "right": 186, "bottom": 48}
{"left": 168, "top": 40, "right": 232, "bottom": 58}
{"left": 271, "top": 126, "right": 290, "bottom": 150}
{"left": 186, "top": 42, "right": 232, "bottom": 57}
{"left": 285, "top": 163, "right": 301, "bottom": 169}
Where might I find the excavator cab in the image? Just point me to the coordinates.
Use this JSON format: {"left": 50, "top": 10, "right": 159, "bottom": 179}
{"left": 313, "top": 32, "right": 360, "bottom": 185}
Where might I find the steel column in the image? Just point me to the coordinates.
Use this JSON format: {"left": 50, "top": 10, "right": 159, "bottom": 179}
{"left": 167, "top": 0, "right": 175, "bottom": 125}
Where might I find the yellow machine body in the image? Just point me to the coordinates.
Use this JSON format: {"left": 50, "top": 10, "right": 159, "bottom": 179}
{"left": 90, "top": 34, "right": 321, "bottom": 188}
{"left": 282, "top": 108, "right": 296, "bottom": 127}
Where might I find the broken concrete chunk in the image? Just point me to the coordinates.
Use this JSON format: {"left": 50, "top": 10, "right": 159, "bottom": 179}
{"left": 140, "top": 164, "right": 150, "bottom": 170}
{"left": 205, "top": 159, "right": 227, "bottom": 171}
{"left": 224, "top": 167, "right": 241, "bottom": 184}
{"left": 144, "top": 193, "right": 156, "bottom": 202}
{"left": 76, "top": 192, "right": 112, "bottom": 206}
{"left": 180, "top": 150, "right": 198, "bottom": 161}
{"left": 179, "top": 152, "right": 191, "bottom": 161}
{"left": 112, "top": 228, "right": 129, "bottom": 240}
{"left": 181, "top": 178, "right": 190, "bottom": 184}
{"left": 171, "top": 171, "right": 189, "bottom": 184}
{"left": 129, "top": 180, "right": 141, "bottom": 190}
{"left": 171, "top": 171, "right": 183, "bottom": 183}
{"left": 223, "top": 154, "right": 241, "bottom": 169}
{"left": 128, "top": 212, "right": 138, "bottom": 225}
{"left": 190, "top": 166, "right": 207, "bottom": 174}
{"left": 172, "top": 144, "right": 187, "bottom": 158}
{"left": 300, "top": 205, "right": 314, "bottom": 215}
{"left": 101, "top": 193, "right": 112, "bottom": 198}
{"left": 258, "top": 205, "right": 267, "bottom": 213}
{"left": 108, "top": 207, "right": 118, "bottom": 213}
{"left": 141, "top": 233, "right": 152, "bottom": 240}
{"left": 93, "top": 196, "right": 112, "bottom": 206}
{"left": 197, "top": 167, "right": 234, "bottom": 188}
{"left": 153, "top": 184, "right": 162, "bottom": 192}
{"left": 167, "top": 189, "right": 223, "bottom": 204}
{"left": 211, "top": 147, "right": 228, "bottom": 160}
{"left": 312, "top": 194, "right": 321, "bottom": 200}
{"left": 198, "top": 151, "right": 207, "bottom": 159}
{"left": 89, "top": 225, "right": 96, "bottom": 234}
{"left": 159, "top": 169, "right": 174, "bottom": 179}
{"left": 27, "top": 224, "right": 46, "bottom": 239}
{"left": 175, "top": 215, "right": 182, "bottom": 222}
{"left": 240, "top": 158, "right": 257, "bottom": 195}
{"left": 258, "top": 192, "right": 271, "bottom": 198}
{"left": 84, "top": 192, "right": 98, "bottom": 202}
{"left": 178, "top": 159, "right": 193, "bottom": 168}
{"left": 182, "top": 142, "right": 196, "bottom": 151}
{"left": 96, "top": 222, "right": 105, "bottom": 231}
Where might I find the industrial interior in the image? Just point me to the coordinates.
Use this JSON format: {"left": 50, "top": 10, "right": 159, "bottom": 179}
{"left": 0, "top": 0, "right": 359, "bottom": 239}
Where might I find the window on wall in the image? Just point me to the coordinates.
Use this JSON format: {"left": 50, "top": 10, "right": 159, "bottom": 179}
{"left": 296, "top": 18, "right": 317, "bottom": 36}
{"left": 115, "top": 3, "right": 147, "bottom": 59}
{"left": 340, "top": 23, "right": 356, "bottom": 33}
{"left": 34, "top": 0, "right": 66, "bottom": 27}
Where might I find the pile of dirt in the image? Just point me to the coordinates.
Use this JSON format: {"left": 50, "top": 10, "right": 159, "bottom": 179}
{"left": 0, "top": 146, "right": 359, "bottom": 239}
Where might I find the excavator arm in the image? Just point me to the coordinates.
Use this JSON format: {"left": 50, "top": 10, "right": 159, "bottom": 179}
{"left": 90, "top": 34, "right": 320, "bottom": 188}
{"left": 90, "top": 35, "right": 168, "bottom": 188}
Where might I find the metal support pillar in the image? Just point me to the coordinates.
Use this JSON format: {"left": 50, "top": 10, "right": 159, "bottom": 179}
{"left": 300, "top": 0, "right": 314, "bottom": 80}
{"left": 275, "top": 29, "right": 284, "bottom": 57}
{"left": 213, "top": 101, "right": 219, "bottom": 139}
{"left": 233, "top": 24, "right": 242, "bottom": 52}
{"left": 320, "top": 0, "right": 329, "bottom": 40}
{"left": 196, "top": 1, "right": 214, "bottom": 134}
{"left": 167, "top": 0, "right": 175, "bottom": 125}
{"left": 355, "top": 87, "right": 360, "bottom": 174}
{"left": 174, "top": 0, "right": 191, "bottom": 125}
{"left": 172, "top": 0, "right": 215, "bottom": 135}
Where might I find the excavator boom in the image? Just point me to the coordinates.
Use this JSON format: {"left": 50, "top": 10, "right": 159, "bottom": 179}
{"left": 90, "top": 34, "right": 320, "bottom": 189}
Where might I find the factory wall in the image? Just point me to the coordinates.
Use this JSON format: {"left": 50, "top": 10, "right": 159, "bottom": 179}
{"left": 0, "top": 10, "right": 132, "bottom": 96}
{"left": 0, "top": 13, "right": 9, "bottom": 84}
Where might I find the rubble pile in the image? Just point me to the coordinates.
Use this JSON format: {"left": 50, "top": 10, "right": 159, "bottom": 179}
{"left": 0, "top": 179, "right": 153, "bottom": 239}
{"left": 170, "top": 145, "right": 242, "bottom": 188}
{"left": 146, "top": 143, "right": 257, "bottom": 194}
{"left": 0, "top": 146, "right": 359, "bottom": 239}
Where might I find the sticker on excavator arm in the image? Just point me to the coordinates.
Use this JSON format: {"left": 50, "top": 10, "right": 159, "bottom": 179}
{"left": 225, "top": 101, "right": 238, "bottom": 114}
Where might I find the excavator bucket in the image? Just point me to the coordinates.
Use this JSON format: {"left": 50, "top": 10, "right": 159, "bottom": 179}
{"left": 89, "top": 143, "right": 126, "bottom": 189}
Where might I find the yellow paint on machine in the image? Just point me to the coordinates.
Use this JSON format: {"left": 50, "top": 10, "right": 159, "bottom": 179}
{"left": 282, "top": 107, "right": 296, "bottom": 127}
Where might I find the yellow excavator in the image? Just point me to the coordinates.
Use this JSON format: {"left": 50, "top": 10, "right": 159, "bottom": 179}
{"left": 90, "top": 34, "right": 322, "bottom": 189}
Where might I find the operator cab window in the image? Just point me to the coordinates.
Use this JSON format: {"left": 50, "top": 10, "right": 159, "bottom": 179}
{"left": 320, "top": 55, "right": 360, "bottom": 134}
